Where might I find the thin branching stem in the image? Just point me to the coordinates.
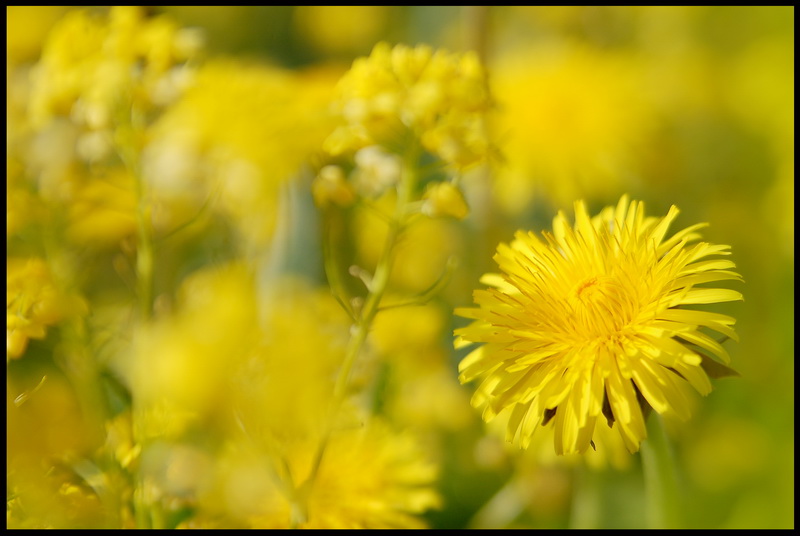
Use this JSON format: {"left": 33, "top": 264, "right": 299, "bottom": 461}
{"left": 299, "top": 143, "right": 421, "bottom": 522}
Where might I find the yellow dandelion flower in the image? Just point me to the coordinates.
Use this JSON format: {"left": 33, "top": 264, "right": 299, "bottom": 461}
{"left": 455, "top": 195, "right": 743, "bottom": 455}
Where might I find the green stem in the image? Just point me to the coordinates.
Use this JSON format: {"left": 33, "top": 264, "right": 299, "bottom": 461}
{"left": 641, "top": 414, "right": 682, "bottom": 529}
{"left": 569, "top": 463, "right": 602, "bottom": 529}
{"left": 462, "top": 5, "right": 490, "bottom": 61}
{"left": 134, "top": 167, "right": 154, "bottom": 322}
{"left": 116, "top": 108, "right": 156, "bottom": 528}
{"left": 299, "top": 145, "right": 421, "bottom": 521}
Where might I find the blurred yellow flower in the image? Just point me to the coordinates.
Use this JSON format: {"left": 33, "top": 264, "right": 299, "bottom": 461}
{"left": 65, "top": 168, "right": 138, "bottom": 246}
{"left": 231, "top": 278, "right": 353, "bottom": 452}
{"left": 6, "top": 158, "right": 41, "bottom": 238}
{"left": 491, "top": 41, "right": 656, "bottom": 213}
{"left": 422, "top": 181, "right": 470, "bottom": 220}
{"left": 324, "top": 41, "right": 493, "bottom": 169}
{"left": 291, "top": 421, "right": 440, "bottom": 528}
{"left": 144, "top": 59, "right": 337, "bottom": 247}
{"left": 371, "top": 303, "right": 473, "bottom": 432}
{"left": 311, "top": 165, "right": 356, "bottom": 208}
{"left": 7, "top": 258, "right": 87, "bottom": 360}
{"left": 132, "top": 263, "right": 259, "bottom": 438}
{"left": 211, "top": 419, "right": 440, "bottom": 529}
{"left": 28, "top": 6, "right": 201, "bottom": 130}
{"left": 455, "top": 195, "right": 743, "bottom": 455}
{"left": 6, "top": 6, "right": 71, "bottom": 65}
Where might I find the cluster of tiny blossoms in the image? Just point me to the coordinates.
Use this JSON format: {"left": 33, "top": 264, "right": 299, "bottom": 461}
{"left": 324, "top": 41, "right": 493, "bottom": 170}
{"left": 8, "top": 10, "right": 450, "bottom": 530}
{"left": 315, "top": 42, "right": 490, "bottom": 221}
{"left": 29, "top": 6, "right": 202, "bottom": 131}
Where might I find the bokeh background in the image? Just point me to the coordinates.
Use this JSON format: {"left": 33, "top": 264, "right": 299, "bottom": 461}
{"left": 7, "top": 6, "right": 793, "bottom": 529}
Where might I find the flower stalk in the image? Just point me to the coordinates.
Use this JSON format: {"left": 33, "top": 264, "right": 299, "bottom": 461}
{"left": 114, "top": 106, "right": 158, "bottom": 528}
{"left": 300, "top": 144, "right": 421, "bottom": 522}
{"left": 641, "top": 414, "right": 682, "bottom": 529}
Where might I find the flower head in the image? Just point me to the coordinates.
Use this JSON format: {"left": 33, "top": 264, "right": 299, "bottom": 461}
{"left": 29, "top": 6, "right": 202, "bottom": 130}
{"left": 455, "top": 195, "right": 743, "bottom": 455}
{"left": 324, "top": 42, "right": 493, "bottom": 169}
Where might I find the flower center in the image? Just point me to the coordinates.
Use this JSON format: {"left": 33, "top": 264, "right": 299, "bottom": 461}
{"left": 575, "top": 276, "right": 601, "bottom": 300}
{"left": 569, "top": 275, "right": 629, "bottom": 337}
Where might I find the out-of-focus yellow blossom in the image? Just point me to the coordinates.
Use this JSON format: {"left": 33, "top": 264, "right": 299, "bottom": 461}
{"left": 231, "top": 278, "right": 353, "bottom": 456}
{"left": 132, "top": 263, "right": 259, "bottom": 437}
{"left": 66, "top": 168, "right": 138, "bottom": 247}
{"left": 144, "top": 59, "right": 338, "bottom": 247}
{"left": 132, "top": 264, "right": 353, "bottom": 455}
{"left": 324, "top": 42, "right": 493, "bottom": 170}
{"left": 490, "top": 41, "right": 656, "bottom": 213}
{"left": 422, "top": 181, "right": 470, "bottom": 220}
{"left": 371, "top": 303, "right": 473, "bottom": 431}
{"left": 28, "top": 6, "right": 202, "bottom": 130}
{"left": 312, "top": 165, "right": 356, "bottom": 208}
{"left": 352, "top": 145, "right": 402, "bottom": 198}
{"left": 293, "top": 6, "right": 391, "bottom": 57}
{"left": 456, "top": 196, "right": 743, "bottom": 455}
{"left": 12, "top": 6, "right": 204, "bottom": 249}
{"left": 132, "top": 264, "right": 438, "bottom": 527}
{"left": 6, "top": 158, "right": 42, "bottom": 238}
{"left": 6, "top": 6, "right": 71, "bottom": 65}
{"left": 7, "top": 258, "right": 87, "bottom": 360}
{"left": 205, "top": 419, "right": 440, "bottom": 528}
{"left": 372, "top": 303, "right": 446, "bottom": 357}
{"left": 7, "top": 371, "right": 104, "bottom": 528}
